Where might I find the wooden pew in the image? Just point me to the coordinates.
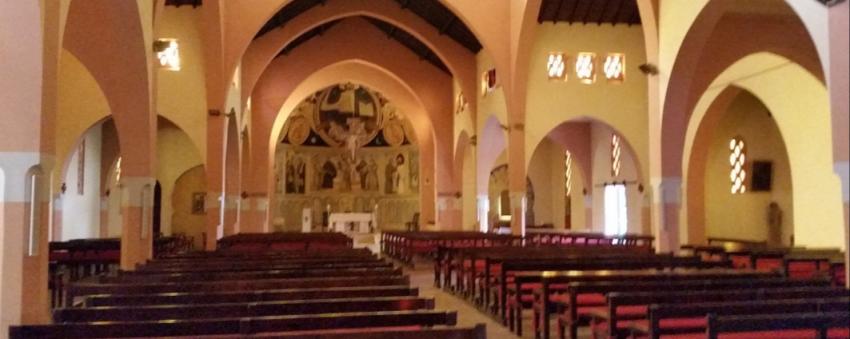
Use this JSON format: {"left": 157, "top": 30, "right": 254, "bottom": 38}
{"left": 55, "top": 296, "right": 436, "bottom": 322}
{"left": 553, "top": 277, "right": 832, "bottom": 339}
{"left": 217, "top": 232, "right": 354, "bottom": 252}
{"left": 637, "top": 297, "right": 850, "bottom": 338}
{"left": 707, "top": 311, "right": 850, "bottom": 339}
{"left": 84, "top": 285, "right": 420, "bottom": 307}
{"left": 189, "top": 324, "right": 487, "bottom": 339}
{"left": 591, "top": 286, "right": 850, "bottom": 339}
{"left": 499, "top": 256, "right": 733, "bottom": 330}
{"left": 100, "top": 266, "right": 402, "bottom": 284}
{"left": 10, "top": 310, "right": 458, "bottom": 339}
{"left": 382, "top": 231, "right": 521, "bottom": 265}
{"left": 525, "top": 269, "right": 772, "bottom": 339}
{"left": 66, "top": 275, "right": 409, "bottom": 307}
{"left": 128, "top": 260, "right": 392, "bottom": 274}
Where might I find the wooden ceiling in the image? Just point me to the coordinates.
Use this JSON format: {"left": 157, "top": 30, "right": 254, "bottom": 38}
{"left": 538, "top": 0, "right": 641, "bottom": 25}
{"left": 164, "top": 0, "right": 202, "bottom": 8}
{"left": 257, "top": 0, "right": 482, "bottom": 54}
{"left": 275, "top": 17, "right": 450, "bottom": 74}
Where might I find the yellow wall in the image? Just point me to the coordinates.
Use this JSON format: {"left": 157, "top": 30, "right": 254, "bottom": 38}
{"left": 156, "top": 121, "right": 203, "bottom": 235}
{"left": 461, "top": 140, "right": 477, "bottom": 230}
{"left": 171, "top": 165, "right": 207, "bottom": 250}
{"left": 55, "top": 50, "right": 111, "bottom": 192}
{"left": 704, "top": 93, "right": 793, "bottom": 244}
{"left": 524, "top": 23, "right": 648, "bottom": 181}
{"left": 684, "top": 53, "right": 844, "bottom": 250}
{"left": 476, "top": 52, "right": 508, "bottom": 129}
{"left": 156, "top": 5, "right": 207, "bottom": 162}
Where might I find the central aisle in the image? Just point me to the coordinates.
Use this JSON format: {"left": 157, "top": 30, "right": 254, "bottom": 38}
{"left": 405, "top": 264, "right": 520, "bottom": 339}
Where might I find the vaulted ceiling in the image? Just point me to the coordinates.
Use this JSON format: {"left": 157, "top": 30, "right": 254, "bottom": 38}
{"left": 256, "top": 0, "right": 482, "bottom": 54}
{"left": 275, "top": 16, "right": 450, "bottom": 74}
{"left": 538, "top": 0, "right": 641, "bottom": 25}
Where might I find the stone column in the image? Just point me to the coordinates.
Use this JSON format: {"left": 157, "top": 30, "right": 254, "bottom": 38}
{"left": 477, "top": 194, "right": 489, "bottom": 232}
{"left": 651, "top": 177, "right": 682, "bottom": 253}
{"left": 827, "top": 0, "right": 849, "bottom": 288}
{"left": 0, "top": 155, "right": 53, "bottom": 329}
{"left": 507, "top": 125, "right": 526, "bottom": 235}
{"left": 119, "top": 177, "right": 155, "bottom": 270}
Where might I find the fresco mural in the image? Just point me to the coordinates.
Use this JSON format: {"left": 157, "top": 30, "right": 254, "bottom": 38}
{"left": 274, "top": 84, "right": 420, "bottom": 231}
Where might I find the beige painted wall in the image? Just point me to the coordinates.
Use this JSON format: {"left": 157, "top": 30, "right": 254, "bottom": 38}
{"left": 60, "top": 127, "right": 102, "bottom": 240}
{"left": 55, "top": 50, "right": 111, "bottom": 192}
{"left": 156, "top": 5, "right": 207, "bottom": 161}
{"left": 155, "top": 120, "right": 203, "bottom": 236}
{"left": 524, "top": 23, "right": 648, "bottom": 180}
{"left": 704, "top": 93, "right": 793, "bottom": 245}
{"left": 171, "top": 165, "right": 206, "bottom": 250}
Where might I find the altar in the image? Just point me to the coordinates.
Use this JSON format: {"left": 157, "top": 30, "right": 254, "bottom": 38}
{"left": 329, "top": 213, "right": 374, "bottom": 233}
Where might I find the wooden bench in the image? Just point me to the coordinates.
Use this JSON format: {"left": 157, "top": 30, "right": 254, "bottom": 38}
{"left": 129, "top": 260, "right": 392, "bottom": 274}
{"left": 552, "top": 277, "right": 832, "bottom": 339}
{"left": 169, "top": 324, "right": 487, "bottom": 339}
{"left": 101, "top": 266, "right": 402, "bottom": 284}
{"left": 591, "top": 286, "right": 850, "bottom": 339}
{"left": 217, "top": 232, "right": 354, "bottom": 252}
{"left": 500, "top": 257, "right": 735, "bottom": 332}
{"left": 707, "top": 311, "right": 850, "bottom": 339}
{"left": 55, "top": 296, "right": 436, "bottom": 322}
{"left": 84, "top": 285, "right": 420, "bottom": 307}
{"left": 66, "top": 275, "right": 409, "bottom": 307}
{"left": 636, "top": 297, "right": 849, "bottom": 338}
{"left": 10, "top": 310, "right": 457, "bottom": 339}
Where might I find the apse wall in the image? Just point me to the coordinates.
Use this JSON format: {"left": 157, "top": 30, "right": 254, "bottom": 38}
{"left": 60, "top": 128, "right": 103, "bottom": 240}
{"left": 704, "top": 93, "right": 793, "bottom": 245}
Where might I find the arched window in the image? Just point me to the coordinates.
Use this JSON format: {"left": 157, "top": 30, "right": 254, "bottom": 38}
{"left": 611, "top": 134, "right": 622, "bottom": 177}
{"left": 564, "top": 151, "right": 573, "bottom": 197}
{"left": 24, "top": 166, "right": 43, "bottom": 256}
{"left": 730, "top": 137, "right": 747, "bottom": 194}
{"left": 547, "top": 52, "right": 567, "bottom": 81}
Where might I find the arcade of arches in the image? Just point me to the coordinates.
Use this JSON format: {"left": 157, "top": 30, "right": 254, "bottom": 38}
{"left": 0, "top": 0, "right": 847, "bottom": 335}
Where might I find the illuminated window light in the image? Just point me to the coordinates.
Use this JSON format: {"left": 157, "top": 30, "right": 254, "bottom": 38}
{"left": 547, "top": 52, "right": 568, "bottom": 81}
{"left": 155, "top": 39, "right": 181, "bottom": 71}
{"left": 603, "top": 53, "right": 625, "bottom": 83}
{"left": 575, "top": 52, "right": 596, "bottom": 84}
{"left": 481, "top": 69, "right": 497, "bottom": 96}
{"left": 456, "top": 92, "right": 468, "bottom": 115}
{"left": 565, "top": 151, "right": 573, "bottom": 196}
{"left": 611, "top": 134, "right": 622, "bottom": 177}
{"left": 729, "top": 137, "right": 747, "bottom": 194}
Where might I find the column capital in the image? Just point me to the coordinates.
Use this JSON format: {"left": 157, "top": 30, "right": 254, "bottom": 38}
{"left": 118, "top": 176, "right": 156, "bottom": 207}
{"left": 651, "top": 177, "right": 682, "bottom": 204}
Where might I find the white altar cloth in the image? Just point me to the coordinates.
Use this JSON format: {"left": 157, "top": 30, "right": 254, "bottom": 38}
{"left": 329, "top": 213, "right": 373, "bottom": 233}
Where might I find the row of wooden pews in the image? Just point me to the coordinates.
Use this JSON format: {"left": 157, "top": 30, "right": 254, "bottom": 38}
{"left": 14, "top": 233, "right": 487, "bottom": 338}
{"left": 48, "top": 235, "right": 193, "bottom": 308}
{"left": 217, "top": 232, "right": 354, "bottom": 252}
{"left": 681, "top": 240, "right": 847, "bottom": 286}
{"left": 407, "top": 231, "right": 850, "bottom": 339}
